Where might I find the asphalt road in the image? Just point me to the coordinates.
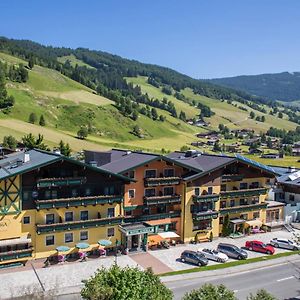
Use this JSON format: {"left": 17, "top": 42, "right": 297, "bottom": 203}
{"left": 166, "top": 258, "right": 300, "bottom": 300}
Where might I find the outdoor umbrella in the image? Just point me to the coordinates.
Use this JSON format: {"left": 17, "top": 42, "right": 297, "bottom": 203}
{"left": 98, "top": 239, "right": 112, "bottom": 247}
{"left": 76, "top": 242, "right": 90, "bottom": 249}
{"left": 56, "top": 246, "right": 70, "bottom": 252}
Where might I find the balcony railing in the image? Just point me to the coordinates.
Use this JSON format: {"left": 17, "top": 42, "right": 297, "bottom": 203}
{"left": 144, "top": 177, "right": 181, "bottom": 187}
{"left": 37, "top": 177, "right": 86, "bottom": 188}
{"left": 221, "top": 174, "right": 244, "bottom": 182}
{"left": 220, "top": 202, "right": 268, "bottom": 215}
{"left": 143, "top": 195, "right": 181, "bottom": 205}
{"left": 192, "top": 210, "right": 219, "bottom": 221}
{"left": 125, "top": 211, "right": 181, "bottom": 223}
{"left": 36, "top": 216, "right": 123, "bottom": 234}
{"left": 220, "top": 188, "right": 268, "bottom": 199}
{"left": 192, "top": 194, "right": 219, "bottom": 203}
{"left": 35, "top": 195, "right": 123, "bottom": 210}
{"left": 0, "top": 248, "right": 33, "bottom": 262}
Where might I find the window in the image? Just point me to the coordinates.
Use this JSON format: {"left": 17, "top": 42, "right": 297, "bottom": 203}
{"left": 45, "top": 190, "right": 51, "bottom": 199}
{"left": 240, "top": 198, "right": 248, "bottom": 206}
{"left": 240, "top": 182, "right": 248, "bottom": 190}
{"left": 85, "top": 188, "right": 92, "bottom": 196}
{"left": 125, "top": 210, "right": 132, "bottom": 216}
{"left": 221, "top": 184, "right": 227, "bottom": 192}
{"left": 289, "top": 194, "right": 295, "bottom": 201}
{"left": 207, "top": 187, "right": 213, "bottom": 195}
{"left": 107, "top": 227, "right": 115, "bottom": 237}
{"left": 157, "top": 204, "right": 167, "bottom": 214}
{"left": 230, "top": 200, "right": 235, "bottom": 207}
{"left": 145, "top": 188, "right": 156, "bottom": 197}
{"left": 23, "top": 216, "right": 30, "bottom": 224}
{"left": 251, "top": 182, "right": 259, "bottom": 189}
{"left": 164, "top": 186, "right": 174, "bottom": 196}
{"left": 220, "top": 201, "right": 226, "bottom": 208}
{"left": 23, "top": 191, "right": 29, "bottom": 201}
{"left": 65, "top": 212, "right": 73, "bottom": 222}
{"left": 253, "top": 211, "right": 260, "bottom": 219}
{"left": 104, "top": 186, "right": 115, "bottom": 195}
{"left": 80, "top": 211, "right": 89, "bottom": 221}
{"left": 240, "top": 214, "right": 248, "bottom": 220}
{"left": 80, "top": 231, "right": 88, "bottom": 241}
{"left": 194, "top": 188, "right": 200, "bottom": 196}
{"left": 51, "top": 190, "right": 58, "bottom": 199}
{"left": 46, "top": 235, "right": 54, "bottom": 246}
{"left": 65, "top": 233, "right": 73, "bottom": 243}
{"left": 107, "top": 207, "right": 115, "bottom": 218}
{"left": 219, "top": 217, "right": 224, "bottom": 224}
{"left": 164, "top": 168, "right": 175, "bottom": 177}
{"left": 145, "top": 169, "right": 156, "bottom": 178}
{"left": 128, "top": 170, "right": 135, "bottom": 179}
{"left": 46, "top": 214, "right": 55, "bottom": 224}
{"left": 128, "top": 189, "right": 135, "bottom": 199}
{"left": 71, "top": 189, "right": 78, "bottom": 197}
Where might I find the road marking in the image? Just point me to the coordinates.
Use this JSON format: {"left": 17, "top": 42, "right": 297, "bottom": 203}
{"left": 277, "top": 276, "right": 294, "bottom": 282}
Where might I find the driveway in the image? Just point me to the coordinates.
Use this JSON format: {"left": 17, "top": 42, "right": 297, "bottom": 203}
{"left": 149, "top": 230, "right": 298, "bottom": 271}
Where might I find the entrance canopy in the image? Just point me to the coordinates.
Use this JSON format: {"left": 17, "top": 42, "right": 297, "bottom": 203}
{"left": 245, "top": 219, "right": 262, "bottom": 227}
{"left": 230, "top": 219, "right": 245, "bottom": 224}
{"left": 119, "top": 223, "right": 154, "bottom": 236}
{"left": 158, "top": 231, "right": 180, "bottom": 239}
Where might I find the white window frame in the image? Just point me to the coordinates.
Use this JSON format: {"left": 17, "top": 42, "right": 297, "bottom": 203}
{"left": 45, "top": 235, "right": 55, "bottom": 246}
{"left": 107, "top": 227, "right": 115, "bottom": 237}
{"left": 144, "top": 169, "right": 157, "bottom": 178}
{"left": 23, "top": 216, "right": 30, "bottom": 224}
{"left": 64, "top": 232, "right": 74, "bottom": 243}
{"left": 80, "top": 210, "right": 89, "bottom": 221}
{"left": 128, "top": 189, "right": 135, "bottom": 199}
{"left": 45, "top": 213, "right": 55, "bottom": 224}
{"left": 65, "top": 211, "right": 74, "bottom": 222}
{"left": 107, "top": 207, "right": 115, "bottom": 218}
{"left": 80, "top": 231, "right": 89, "bottom": 241}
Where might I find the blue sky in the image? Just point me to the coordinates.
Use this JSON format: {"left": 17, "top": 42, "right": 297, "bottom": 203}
{"left": 1, "top": 0, "right": 300, "bottom": 78}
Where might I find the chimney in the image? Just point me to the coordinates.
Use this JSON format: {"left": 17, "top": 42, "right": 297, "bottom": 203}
{"left": 23, "top": 153, "right": 30, "bottom": 163}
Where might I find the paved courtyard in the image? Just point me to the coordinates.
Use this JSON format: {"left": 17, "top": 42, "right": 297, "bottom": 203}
{"left": 0, "top": 229, "right": 298, "bottom": 299}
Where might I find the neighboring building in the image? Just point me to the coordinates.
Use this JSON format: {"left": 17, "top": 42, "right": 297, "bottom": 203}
{"left": 243, "top": 137, "right": 261, "bottom": 146}
{"left": 260, "top": 153, "right": 281, "bottom": 159}
{"left": 271, "top": 166, "right": 300, "bottom": 223}
{"left": 0, "top": 147, "right": 16, "bottom": 159}
{"left": 225, "top": 143, "right": 241, "bottom": 153}
{"left": 0, "top": 150, "right": 130, "bottom": 267}
{"left": 265, "top": 200, "right": 285, "bottom": 231}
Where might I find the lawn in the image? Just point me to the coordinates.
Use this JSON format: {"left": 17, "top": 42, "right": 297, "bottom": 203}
{"left": 57, "top": 54, "right": 95, "bottom": 69}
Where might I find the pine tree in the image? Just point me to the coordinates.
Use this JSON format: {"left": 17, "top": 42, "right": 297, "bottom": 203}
{"left": 39, "top": 115, "right": 46, "bottom": 126}
{"left": 28, "top": 57, "right": 35, "bottom": 69}
{"left": 29, "top": 112, "right": 37, "bottom": 124}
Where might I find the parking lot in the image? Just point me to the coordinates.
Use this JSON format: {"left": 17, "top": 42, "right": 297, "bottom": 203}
{"left": 149, "top": 230, "right": 299, "bottom": 271}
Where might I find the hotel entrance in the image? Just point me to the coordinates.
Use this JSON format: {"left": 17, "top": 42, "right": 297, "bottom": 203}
{"left": 119, "top": 223, "right": 154, "bottom": 252}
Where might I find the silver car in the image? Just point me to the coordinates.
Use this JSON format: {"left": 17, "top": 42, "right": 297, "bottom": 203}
{"left": 198, "top": 248, "right": 228, "bottom": 263}
{"left": 270, "top": 238, "right": 300, "bottom": 251}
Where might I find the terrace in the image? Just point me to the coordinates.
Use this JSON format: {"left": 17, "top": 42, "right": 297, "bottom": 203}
{"left": 0, "top": 248, "right": 33, "bottom": 262}
{"left": 37, "top": 177, "right": 86, "bottom": 188}
{"left": 143, "top": 194, "right": 181, "bottom": 206}
{"left": 220, "top": 202, "right": 268, "bottom": 215}
{"left": 192, "top": 194, "right": 219, "bottom": 203}
{"left": 192, "top": 210, "right": 219, "bottom": 221}
{"left": 144, "top": 177, "right": 181, "bottom": 187}
{"left": 220, "top": 187, "right": 268, "bottom": 199}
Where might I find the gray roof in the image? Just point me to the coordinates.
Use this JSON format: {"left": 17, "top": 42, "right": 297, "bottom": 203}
{"left": 0, "top": 150, "right": 60, "bottom": 180}
{"left": 167, "top": 151, "right": 235, "bottom": 175}
{"left": 277, "top": 169, "right": 300, "bottom": 187}
{"left": 100, "top": 149, "right": 160, "bottom": 174}
{"left": 0, "top": 149, "right": 130, "bottom": 182}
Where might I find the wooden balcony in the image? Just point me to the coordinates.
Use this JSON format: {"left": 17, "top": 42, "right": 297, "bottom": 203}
{"left": 221, "top": 174, "right": 244, "bottom": 182}
{"left": 192, "top": 194, "right": 219, "bottom": 203}
{"left": 37, "top": 177, "right": 86, "bottom": 188}
{"left": 0, "top": 248, "right": 33, "bottom": 262}
{"left": 143, "top": 195, "right": 181, "bottom": 206}
{"left": 144, "top": 177, "right": 181, "bottom": 187}
{"left": 192, "top": 210, "right": 219, "bottom": 221}
{"left": 35, "top": 195, "right": 123, "bottom": 210}
{"left": 220, "top": 202, "right": 268, "bottom": 215}
{"left": 36, "top": 216, "right": 123, "bottom": 234}
{"left": 220, "top": 188, "right": 268, "bottom": 199}
{"left": 125, "top": 211, "right": 181, "bottom": 223}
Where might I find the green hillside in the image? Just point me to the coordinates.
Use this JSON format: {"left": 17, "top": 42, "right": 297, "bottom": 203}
{"left": 0, "top": 52, "right": 200, "bottom": 152}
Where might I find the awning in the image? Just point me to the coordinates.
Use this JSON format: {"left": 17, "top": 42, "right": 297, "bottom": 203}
{"left": 56, "top": 246, "right": 70, "bottom": 252}
{"left": 76, "top": 242, "right": 90, "bottom": 249}
{"left": 98, "top": 240, "right": 112, "bottom": 247}
{"left": 245, "top": 219, "right": 262, "bottom": 227}
{"left": 0, "top": 237, "right": 31, "bottom": 247}
{"left": 230, "top": 219, "right": 245, "bottom": 224}
{"left": 158, "top": 231, "right": 180, "bottom": 239}
{"left": 146, "top": 218, "right": 172, "bottom": 226}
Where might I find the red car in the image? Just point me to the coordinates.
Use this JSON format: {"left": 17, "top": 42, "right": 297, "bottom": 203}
{"left": 245, "top": 240, "right": 275, "bottom": 255}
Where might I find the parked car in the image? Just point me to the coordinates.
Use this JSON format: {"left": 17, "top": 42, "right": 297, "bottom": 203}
{"left": 180, "top": 250, "right": 209, "bottom": 266}
{"left": 198, "top": 248, "right": 228, "bottom": 263}
{"left": 270, "top": 238, "right": 300, "bottom": 251}
{"left": 245, "top": 240, "right": 275, "bottom": 255}
{"left": 217, "top": 243, "right": 248, "bottom": 260}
